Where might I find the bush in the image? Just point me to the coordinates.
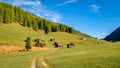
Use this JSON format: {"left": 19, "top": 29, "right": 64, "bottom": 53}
{"left": 34, "top": 38, "right": 44, "bottom": 47}
{"left": 25, "top": 37, "right": 31, "bottom": 51}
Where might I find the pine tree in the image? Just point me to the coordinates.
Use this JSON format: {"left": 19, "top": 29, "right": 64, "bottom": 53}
{"left": 0, "top": 2, "right": 3, "bottom": 24}
{"left": 68, "top": 27, "right": 74, "bottom": 33}
{"left": 38, "top": 20, "right": 43, "bottom": 30}
{"left": 0, "top": 11, "right": 2, "bottom": 25}
{"left": 32, "top": 19, "right": 38, "bottom": 30}
{"left": 55, "top": 25, "right": 60, "bottom": 32}
{"left": 3, "top": 9, "right": 8, "bottom": 23}
{"left": 51, "top": 24, "right": 56, "bottom": 32}
{"left": 25, "top": 37, "right": 32, "bottom": 51}
{"left": 59, "top": 24, "right": 66, "bottom": 32}
{"left": 14, "top": 6, "right": 19, "bottom": 22}
{"left": 45, "top": 25, "right": 51, "bottom": 34}
{"left": 9, "top": 7, "right": 15, "bottom": 23}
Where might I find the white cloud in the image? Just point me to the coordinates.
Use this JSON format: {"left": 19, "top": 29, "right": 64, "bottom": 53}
{"left": 54, "top": 0, "right": 78, "bottom": 7}
{"left": 30, "top": 10, "right": 36, "bottom": 13}
{"left": 51, "top": 13, "right": 62, "bottom": 23}
{"left": 11, "top": 0, "right": 63, "bottom": 23}
{"left": 12, "top": 0, "right": 41, "bottom": 6}
{"left": 90, "top": 4, "right": 101, "bottom": 13}
{"left": 42, "top": 10, "right": 62, "bottom": 23}
{"left": 93, "top": 32, "right": 107, "bottom": 39}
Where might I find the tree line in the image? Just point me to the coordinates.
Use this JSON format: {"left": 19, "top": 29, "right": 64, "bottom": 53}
{"left": 0, "top": 2, "right": 91, "bottom": 37}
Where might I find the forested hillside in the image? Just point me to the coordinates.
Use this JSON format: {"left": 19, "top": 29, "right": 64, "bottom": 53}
{"left": 0, "top": 2, "right": 90, "bottom": 37}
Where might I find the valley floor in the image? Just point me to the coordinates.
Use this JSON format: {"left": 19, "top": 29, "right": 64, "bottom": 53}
{"left": 0, "top": 43, "right": 120, "bottom": 68}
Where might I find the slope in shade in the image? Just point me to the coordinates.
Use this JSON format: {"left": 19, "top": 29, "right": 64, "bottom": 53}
{"left": 104, "top": 27, "right": 120, "bottom": 42}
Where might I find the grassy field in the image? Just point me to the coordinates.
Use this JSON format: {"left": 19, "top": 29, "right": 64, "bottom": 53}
{"left": 0, "top": 43, "right": 120, "bottom": 68}
{"left": 46, "top": 44, "right": 120, "bottom": 68}
{"left": 0, "top": 23, "right": 120, "bottom": 68}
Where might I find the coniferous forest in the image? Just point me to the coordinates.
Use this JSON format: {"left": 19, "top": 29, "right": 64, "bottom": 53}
{"left": 0, "top": 2, "right": 83, "bottom": 35}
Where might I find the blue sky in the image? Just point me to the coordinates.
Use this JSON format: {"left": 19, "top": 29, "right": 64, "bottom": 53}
{"left": 1, "top": 0, "right": 120, "bottom": 38}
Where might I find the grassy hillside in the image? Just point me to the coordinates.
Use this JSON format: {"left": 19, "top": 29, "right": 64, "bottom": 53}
{"left": 0, "top": 23, "right": 46, "bottom": 45}
{"left": 0, "top": 23, "right": 105, "bottom": 46}
{"left": 1, "top": 23, "right": 119, "bottom": 68}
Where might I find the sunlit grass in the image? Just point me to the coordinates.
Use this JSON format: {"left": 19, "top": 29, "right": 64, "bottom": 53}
{"left": 46, "top": 44, "right": 120, "bottom": 68}
{"left": 0, "top": 23, "right": 120, "bottom": 68}
{"left": 0, "top": 42, "right": 120, "bottom": 68}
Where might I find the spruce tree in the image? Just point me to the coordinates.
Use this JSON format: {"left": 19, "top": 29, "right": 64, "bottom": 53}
{"left": 0, "top": 13, "right": 2, "bottom": 25}
{"left": 38, "top": 20, "right": 43, "bottom": 30}
{"left": 25, "top": 37, "right": 32, "bottom": 51}
{"left": 45, "top": 25, "right": 51, "bottom": 34}
{"left": 68, "top": 27, "right": 74, "bottom": 33}
{"left": 0, "top": 3, "right": 3, "bottom": 24}
{"left": 10, "top": 7, "right": 14, "bottom": 23}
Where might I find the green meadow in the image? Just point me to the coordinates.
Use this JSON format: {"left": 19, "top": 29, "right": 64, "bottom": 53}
{"left": 0, "top": 23, "right": 120, "bottom": 68}
{"left": 0, "top": 43, "right": 120, "bottom": 68}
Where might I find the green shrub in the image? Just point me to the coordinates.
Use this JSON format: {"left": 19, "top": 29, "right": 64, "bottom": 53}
{"left": 34, "top": 38, "right": 44, "bottom": 47}
{"left": 25, "top": 37, "right": 32, "bottom": 51}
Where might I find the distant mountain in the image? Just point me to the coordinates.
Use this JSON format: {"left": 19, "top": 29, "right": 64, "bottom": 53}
{"left": 104, "top": 27, "right": 120, "bottom": 42}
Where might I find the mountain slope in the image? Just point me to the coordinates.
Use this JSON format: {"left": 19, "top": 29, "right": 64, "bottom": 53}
{"left": 0, "top": 23, "right": 107, "bottom": 46}
{"left": 0, "top": 2, "right": 91, "bottom": 37}
{"left": 104, "top": 27, "right": 120, "bottom": 42}
{"left": 0, "top": 2, "right": 107, "bottom": 46}
{"left": 0, "top": 23, "right": 46, "bottom": 45}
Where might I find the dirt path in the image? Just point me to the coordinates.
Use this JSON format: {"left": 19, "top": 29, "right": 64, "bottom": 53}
{"left": 32, "top": 55, "right": 50, "bottom": 68}
{"left": 32, "top": 60, "right": 36, "bottom": 68}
